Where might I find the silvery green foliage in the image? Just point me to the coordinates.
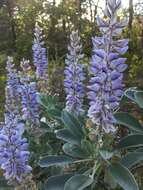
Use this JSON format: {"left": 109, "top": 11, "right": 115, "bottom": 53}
{"left": 64, "top": 31, "right": 85, "bottom": 115}
{"left": 19, "top": 59, "right": 40, "bottom": 127}
{"left": 0, "top": 57, "right": 31, "bottom": 184}
{"left": 88, "top": 0, "right": 128, "bottom": 133}
{"left": 32, "top": 23, "right": 48, "bottom": 80}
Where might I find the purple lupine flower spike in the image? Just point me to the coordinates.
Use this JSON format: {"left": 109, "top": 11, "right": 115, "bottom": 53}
{"left": 0, "top": 57, "right": 32, "bottom": 184}
{"left": 20, "top": 59, "right": 40, "bottom": 127}
{"left": 32, "top": 23, "right": 48, "bottom": 81}
{"left": 6, "top": 57, "right": 20, "bottom": 114}
{"left": 88, "top": 0, "right": 128, "bottom": 133}
{"left": 64, "top": 31, "right": 85, "bottom": 115}
{"left": 0, "top": 112, "right": 32, "bottom": 184}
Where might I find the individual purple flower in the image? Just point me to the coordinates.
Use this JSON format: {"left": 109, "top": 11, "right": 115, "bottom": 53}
{"left": 64, "top": 31, "right": 85, "bottom": 114}
{"left": 19, "top": 59, "right": 40, "bottom": 127}
{"left": 88, "top": 0, "right": 128, "bottom": 133}
{"left": 32, "top": 23, "right": 48, "bottom": 81}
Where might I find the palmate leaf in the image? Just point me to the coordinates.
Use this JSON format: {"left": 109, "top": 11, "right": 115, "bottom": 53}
{"left": 37, "top": 95, "right": 62, "bottom": 119}
{"left": 114, "top": 112, "right": 143, "bottom": 132}
{"left": 44, "top": 174, "right": 73, "bottom": 190}
{"left": 117, "top": 134, "right": 143, "bottom": 149}
{"left": 37, "top": 95, "right": 57, "bottom": 109}
{"left": 62, "top": 111, "right": 85, "bottom": 139}
{"left": 39, "top": 155, "right": 73, "bottom": 167}
{"left": 64, "top": 175, "right": 93, "bottom": 190}
{"left": 109, "top": 163, "right": 139, "bottom": 190}
{"left": 121, "top": 152, "right": 143, "bottom": 168}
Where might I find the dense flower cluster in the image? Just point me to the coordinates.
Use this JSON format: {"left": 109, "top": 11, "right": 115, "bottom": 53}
{"left": 32, "top": 23, "right": 48, "bottom": 80}
{"left": 6, "top": 57, "right": 20, "bottom": 114}
{"left": 0, "top": 58, "right": 31, "bottom": 184}
{"left": 20, "top": 59, "right": 39, "bottom": 127}
{"left": 88, "top": 0, "right": 128, "bottom": 133}
{"left": 64, "top": 31, "right": 85, "bottom": 114}
{"left": 0, "top": 113, "right": 32, "bottom": 184}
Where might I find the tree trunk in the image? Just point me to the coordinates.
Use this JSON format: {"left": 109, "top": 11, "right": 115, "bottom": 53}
{"left": 89, "top": 0, "right": 93, "bottom": 23}
{"left": 128, "top": 0, "right": 134, "bottom": 56}
{"left": 93, "top": 0, "right": 99, "bottom": 24}
{"left": 129, "top": 0, "right": 134, "bottom": 29}
{"left": 6, "top": 0, "right": 17, "bottom": 52}
{"left": 77, "top": 0, "right": 82, "bottom": 32}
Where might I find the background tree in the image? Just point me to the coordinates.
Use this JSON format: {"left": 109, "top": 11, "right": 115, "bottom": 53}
{"left": 0, "top": 0, "right": 143, "bottom": 118}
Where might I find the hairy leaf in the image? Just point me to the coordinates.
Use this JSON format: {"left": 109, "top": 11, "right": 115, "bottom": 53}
{"left": 109, "top": 163, "right": 139, "bottom": 190}
{"left": 44, "top": 174, "right": 73, "bottom": 190}
{"left": 39, "top": 155, "right": 73, "bottom": 167}
{"left": 121, "top": 152, "right": 143, "bottom": 168}
{"left": 114, "top": 112, "right": 143, "bottom": 132}
{"left": 118, "top": 134, "right": 143, "bottom": 149}
{"left": 64, "top": 175, "right": 93, "bottom": 190}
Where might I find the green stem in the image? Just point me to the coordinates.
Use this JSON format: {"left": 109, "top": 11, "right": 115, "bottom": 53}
{"left": 73, "top": 158, "right": 93, "bottom": 164}
{"left": 91, "top": 161, "right": 97, "bottom": 179}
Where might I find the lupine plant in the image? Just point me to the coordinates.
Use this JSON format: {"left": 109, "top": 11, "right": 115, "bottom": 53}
{"left": 38, "top": 1, "right": 140, "bottom": 190}
{"left": 88, "top": 0, "right": 128, "bottom": 133}
{"left": 64, "top": 31, "right": 85, "bottom": 115}
{"left": 0, "top": 1, "right": 142, "bottom": 190}
{"left": 32, "top": 23, "right": 49, "bottom": 94}
{"left": 0, "top": 57, "right": 32, "bottom": 186}
{"left": 19, "top": 59, "right": 40, "bottom": 128}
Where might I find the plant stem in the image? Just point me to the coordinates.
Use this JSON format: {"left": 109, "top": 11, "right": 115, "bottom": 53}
{"left": 91, "top": 161, "right": 97, "bottom": 179}
{"left": 73, "top": 158, "right": 93, "bottom": 164}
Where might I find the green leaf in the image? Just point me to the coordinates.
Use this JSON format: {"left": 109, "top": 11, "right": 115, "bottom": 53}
{"left": 40, "top": 121, "right": 52, "bottom": 132}
{"left": 38, "top": 95, "right": 62, "bottom": 119}
{"left": 64, "top": 175, "right": 93, "bottom": 190}
{"left": 99, "top": 150, "right": 113, "bottom": 160}
{"left": 104, "top": 170, "right": 117, "bottom": 189}
{"left": 47, "top": 108, "right": 62, "bottom": 119}
{"left": 63, "top": 143, "right": 90, "bottom": 158}
{"left": 124, "top": 88, "right": 137, "bottom": 102}
{"left": 121, "top": 152, "right": 143, "bottom": 168}
{"left": 114, "top": 112, "right": 143, "bottom": 132}
{"left": 109, "top": 163, "right": 139, "bottom": 190}
{"left": 56, "top": 129, "right": 81, "bottom": 145}
{"left": 81, "top": 140, "right": 94, "bottom": 155}
{"left": 135, "top": 91, "right": 143, "bottom": 108}
{"left": 0, "top": 178, "right": 14, "bottom": 189}
{"left": 136, "top": 148, "right": 143, "bottom": 152}
{"left": 118, "top": 134, "right": 143, "bottom": 149}
{"left": 38, "top": 95, "right": 56, "bottom": 109}
{"left": 44, "top": 174, "right": 73, "bottom": 190}
{"left": 62, "top": 111, "right": 84, "bottom": 139}
{"left": 39, "top": 155, "right": 73, "bottom": 167}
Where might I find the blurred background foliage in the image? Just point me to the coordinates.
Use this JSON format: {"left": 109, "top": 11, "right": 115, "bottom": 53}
{"left": 0, "top": 0, "right": 143, "bottom": 119}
